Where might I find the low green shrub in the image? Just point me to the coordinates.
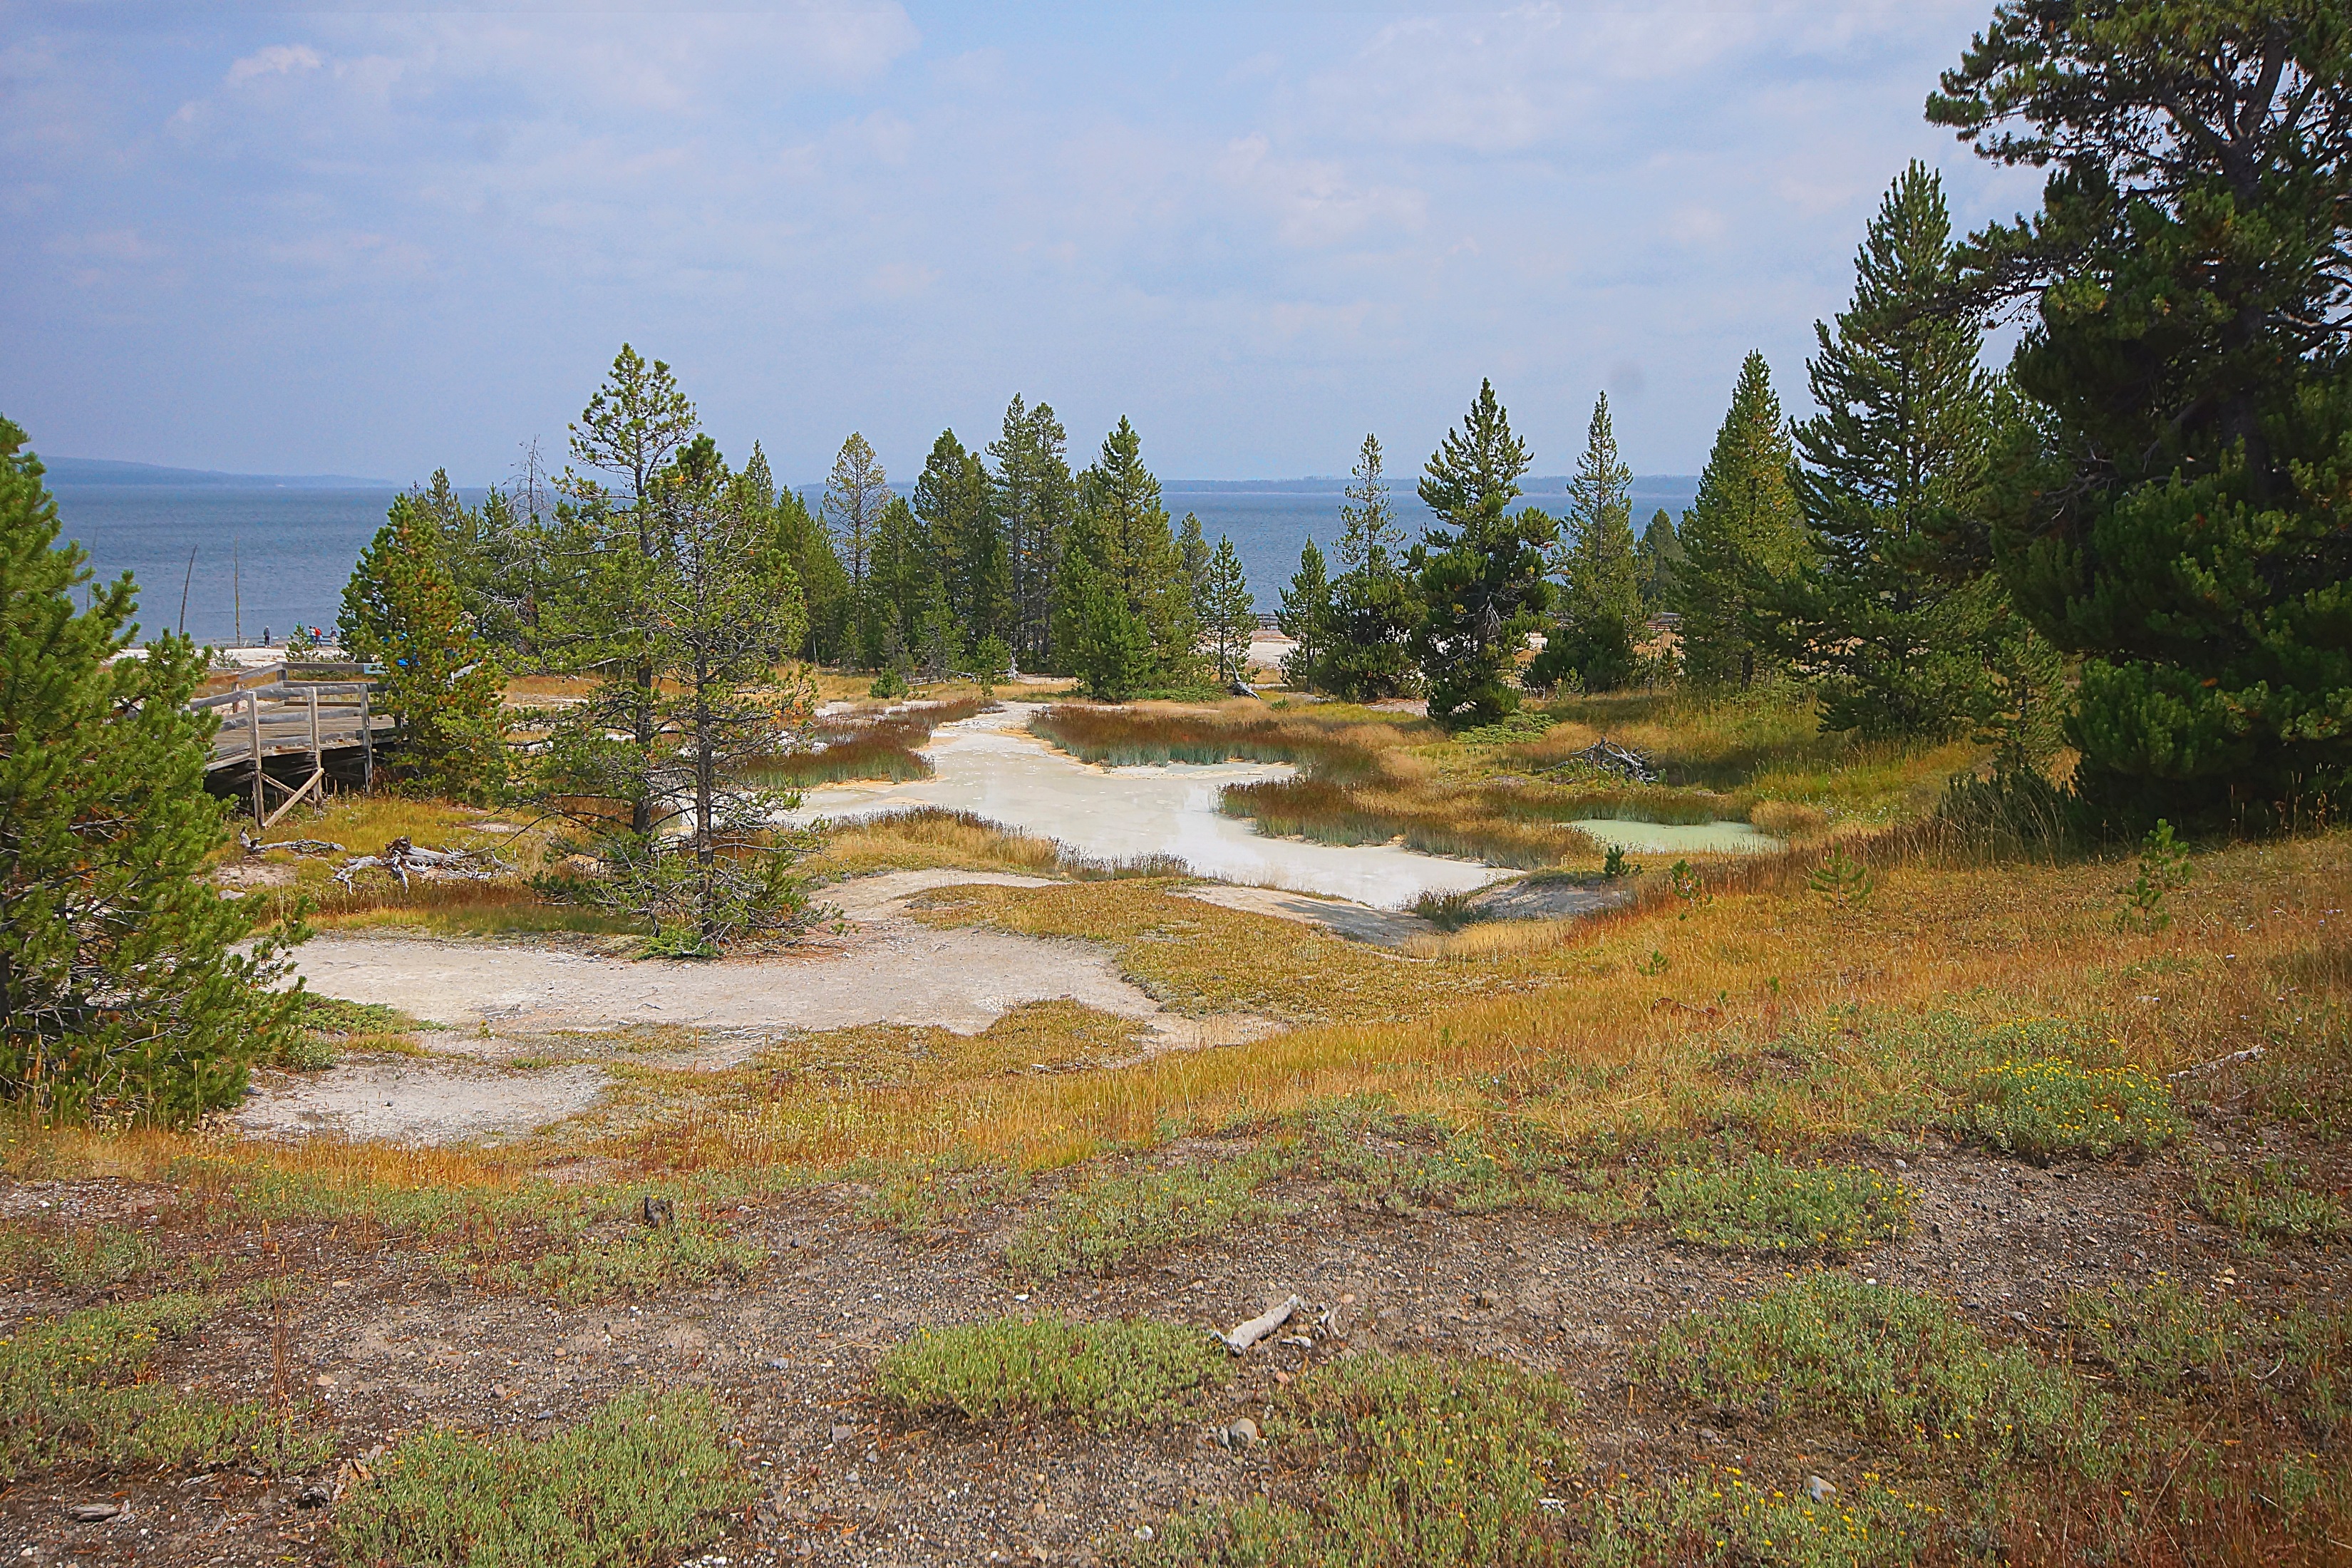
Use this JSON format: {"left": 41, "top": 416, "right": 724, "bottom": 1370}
{"left": 1643, "top": 1275, "right": 2103, "bottom": 1469}
{"left": 1007, "top": 1158, "right": 1277, "bottom": 1278}
{"left": 1147, "top": 1351, "right": 1582, "bottom": 1566}
{"left": 1651, "top": 1157, "right": 1911, "bottom": 1257}
{"left": 0, "top": 1222, "right": 161, "bottom": 1289}
{"left": 495, "top": 1217, "right": 765, "bottom": 1303}
{"left": 2186, "top": 1150, "right": 2348, "bottom": 1246}
{"left": 2067, "top": 1277, "right": 2351, "bottom": 1440}
{"left": 1582, "top": 1468, "right": 1946, "bottom": 1568}
{"left": 333, "top": 1388, "right": 750, "bottom": 1568}
{"left": 1959, "top": 1056, "right": 2183, "bottom": 1162}
{"left": 879, "top": 1316, "right": 1219, "bottom": 1427}
{"left": 0, "top": 1294, "right": 329, "bottom": 1479}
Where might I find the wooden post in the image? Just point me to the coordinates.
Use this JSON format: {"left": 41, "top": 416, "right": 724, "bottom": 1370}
{"left": 307, "top": 686, "right": 322, "bottom": 799}
{"left": 358, "top": 686, "right": 374, "bottom": 791}
{"left": 247, "top": 690, "right": 264, "bottom": 821}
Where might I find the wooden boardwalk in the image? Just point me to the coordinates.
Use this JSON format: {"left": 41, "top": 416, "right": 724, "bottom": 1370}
{"left": 195, "top": 664, "right": 391, "bottom": 824}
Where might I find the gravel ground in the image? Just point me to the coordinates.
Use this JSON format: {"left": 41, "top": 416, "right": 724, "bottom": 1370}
{"left": 4, "top": 1125, "right": 2341, "bottom": 1567}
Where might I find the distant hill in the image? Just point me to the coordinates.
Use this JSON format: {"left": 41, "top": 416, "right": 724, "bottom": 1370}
{"left": 44, "top": 456, "right": 393, "bottom": 489}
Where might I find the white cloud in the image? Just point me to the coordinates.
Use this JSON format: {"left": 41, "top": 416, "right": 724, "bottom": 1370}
{"left": 226, "top": 44, "right": 321, "bottom": 87}
{"left": 1219, "top": 133, "right": 1424, "bottom": 249}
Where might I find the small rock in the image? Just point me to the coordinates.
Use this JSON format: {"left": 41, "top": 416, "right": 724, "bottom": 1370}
{"left": 1475, "top": 1290, "right": 1501, "bottom": 1310}
{"left": 295, "top": 1484, "right": 334, "bottom": 1510}
{"left": 67, "top": 1502, "right": 124, "bottom": 1522}
{"left": 830, "top": 1423, "right": 857, "bottom": 1443}
{"left": 1134, "top": 1526, "right": 1155, "bottom": 1542}
{"left": 765, "top": 1358, "right": 789, "bottom": 1370}
{"left": 1229, "top": 1416, "right": 1261, "bottom": 1446}
{"left": 1805, "top": 1475, "right": 1837, "bottom": 1502}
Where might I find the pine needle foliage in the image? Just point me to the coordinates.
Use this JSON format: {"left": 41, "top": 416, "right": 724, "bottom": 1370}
{"left": 1932, "top": 1, "right": 2352, "bottom": 821}
{"left": 1410, "top": 380, "right": 1556, "bottom": 729}
{"left": 338, "top": 495, "right": 506, "bottom": 803}
{"left": 0, "top": 416, "right": 304, "bottom": 1125}
{"left": 1673, "top": 352, "right": 1805, "bottom": 688}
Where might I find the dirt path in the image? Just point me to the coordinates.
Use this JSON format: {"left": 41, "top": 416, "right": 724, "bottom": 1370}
{"left": 251, "top": 871, "right": 1274, "bottom": 1147}
{"left": 289, "top": 872, "right": 1161, "bottom": 1040}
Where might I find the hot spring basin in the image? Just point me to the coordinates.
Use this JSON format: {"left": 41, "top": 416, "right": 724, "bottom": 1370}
{"left": 785, "top": 703, "right": 1505, "bottom": 907}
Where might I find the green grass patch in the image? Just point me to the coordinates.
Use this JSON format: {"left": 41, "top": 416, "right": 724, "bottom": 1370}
{"left": 1, "top": 1294, "right": 329, "bottom": 1480}
{"left": 1959, "top": 1056, "right": 2184, "bottom": 1162}
{"left": 1147, "top": 1351, "right": 1582, "bottom": 1566}
{"left": 1641, "top": 1275, "right": 2102, "bottom": 1470}
{"left": 2067, "top": 1277, "right": 2350, "bottom": 1439}
{"left": 0, "top": 1222, "right": 163, "bottom": 1290}
{"left": 333, "top": 1388, "right": 751, "bottom": 1568}
{"left": 2185, "top": 1148, "right": 2349, "bottom": 1247}
{"left": 482, "top": 1217, "right": 765, "bottom": 1304}
{"left": 1651, "top": 1157, "right": 1912, "bottom": 1257}
{"left": 1007, "top": 1157, "right": 1280, "bottom": 1278}
{"left": 1581, "top": 1467, "right": 1946, "bottom": 1568}
{"left": 879, "top": 1316, "right": 1220, "bottom": 1427}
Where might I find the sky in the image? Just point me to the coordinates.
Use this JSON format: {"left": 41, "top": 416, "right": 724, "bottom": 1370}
{"left": 1, "top": 2, "right": 2046, "bottom": 487}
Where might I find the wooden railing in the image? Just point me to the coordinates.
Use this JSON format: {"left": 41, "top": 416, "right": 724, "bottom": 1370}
{"left": 192, "top": 664, "right": 389, "bottom": 823}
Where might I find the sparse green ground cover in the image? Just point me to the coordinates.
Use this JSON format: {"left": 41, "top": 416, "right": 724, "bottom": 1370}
{"left": 331, "top": 1389, "right": 751, "bottom": 1568}
{"left": 0, "top": 1294, "right": 329, "bottom": 1480}
{"left": 879, "top": 1315, "right": 1222, "bottom": 1427}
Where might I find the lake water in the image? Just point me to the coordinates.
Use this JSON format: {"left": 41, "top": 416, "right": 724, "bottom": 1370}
{"left": 50, "top": 475, "right": 1698, "bottom": 650}
{"left": 788, "top": 703, "right": 1507, "bottom": 907}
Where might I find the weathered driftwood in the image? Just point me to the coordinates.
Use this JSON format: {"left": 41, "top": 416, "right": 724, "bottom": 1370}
{"left": 332, "top": 836, "right": 510, "bottom": 889}
{"left": 1557, "top": 736, "right": 1658, "bottom": 783}
{"left": 1217, "top": 1294, "right": 1305, "bottom": 1354}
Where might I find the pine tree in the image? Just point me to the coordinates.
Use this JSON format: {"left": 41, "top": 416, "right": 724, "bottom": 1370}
{"left": 1203, "top": 536, "right": 1257, "bottom": 686}
{"left": 1277, "top": 539, "right": 1331, "bottom": 691}
{"left": 1410, "top": 381, "right": 1555, "bottom": 728}
{"left": 1, "top": 416, "right": 302, "bottom": 1125}
{"left": 1754, "top": 163, "right": 2009, "bottom": 739}
{"left": 1636, "top": 509, "right": 1682, "bottom": 613}
{"left": 1532, "top": 393, "right": 1642, "bottom": 691}
{"left": 597, "top": 436, "right": 813, "bottom": 954}
{"left": 551, "top": 345, "right": 699, "bottom": 837}
{"left": 1932, "top": 1, "right": 2352, "bottom": 820}
{"left": 1061, "top": 418, "right": 1195, "bottom": 685}
{"left": 768, "top": 484, "right": 850, "bottom": 664}
{"left": 1673, "top": 352, "right": 1804, "bottom": 687}
{"left": 339, "top": 497, "right": 507, "bottom": 803}
{"left": 867, "top": 495, "right": 931, "bottom": 661}
{"left": 822, "top": 433, "right": 889, "bottom": 666}
{"left": 1320, "top": 433, "right": 1418, "bottom": 701}
{"left": 1177, "top": 513, "right": 1212, "bottom": 621}
{"left": 914, "top": 430, "right": 1008, "bottom": 648}
{"left": 1061, "top": 557, "right": 1155, "bottom": 701}
{"left": 989, "top": 396, "right": 1074, "bottom": 672}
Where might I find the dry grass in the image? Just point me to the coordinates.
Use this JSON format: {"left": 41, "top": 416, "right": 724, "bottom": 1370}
{"left": 598, "top": 830, "right": 2352, "bottom": 1179}
{"left": 1029, "top": 700, "right": 1428, "bottom": 775}
{"left": 808, "top": 807, "right": 1066, "bottom": 879}
{"left": 743, "top": 697, "right": 995, "bottom": 788}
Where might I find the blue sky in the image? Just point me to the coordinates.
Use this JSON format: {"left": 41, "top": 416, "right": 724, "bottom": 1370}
{"left": 1, "top": 2, "right": 2043, "bottom": 486}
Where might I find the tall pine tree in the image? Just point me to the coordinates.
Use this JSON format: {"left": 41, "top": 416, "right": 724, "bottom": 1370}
{"left": 822, "top": 433, "right": 889, "bottom": 666}
{"left": 1058, "top": 418, "right": 1195, "bottom": 686}
{"left": 989, "top": 395, "right": 1074, "bottom": 673}
{"left": 1673, "top": 352, "right": 1805, "bottom": 687}
{"left": 1933, "top": 1, "right": 2352, "bottom": 820}
{"left": 338, "top": 495, "right": 507, "bottom": 802}
{"left": 1319, "top": 433, "right": 1419, "bottom": 701}
{"left": 1532, "top": 393, "right": 1642, "bottom": 691}
{"left": 1755, "top": 162, "right": 2012, "bottom": 740}
{"left": 1, "top": 416, "right": 302, "bottom": 1124}
{"left": 1410, "top": 381, "right": 1554, "bottom": 728}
